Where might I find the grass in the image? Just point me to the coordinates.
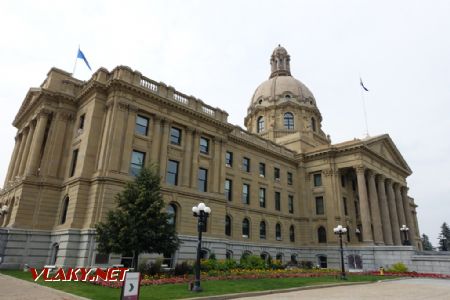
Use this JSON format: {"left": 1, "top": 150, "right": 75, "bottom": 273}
{"left": 0, "top": 270, "right": 385, "bottom": 300}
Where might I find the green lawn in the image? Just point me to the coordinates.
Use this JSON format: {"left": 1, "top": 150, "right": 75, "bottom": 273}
{"left": 0, "top": 270, "right": 385, "bottom": 300}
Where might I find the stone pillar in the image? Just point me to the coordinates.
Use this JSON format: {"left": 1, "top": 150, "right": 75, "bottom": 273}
{"left": 402, "top": 187, "right": 417, "bottom": 247}
{"left": 120, "top": 105, "right": 138, "bottom": 174}
{"left": 19, "top": 122, "right": 36, "bottom": 176}
{"left": 394, "top": 184, "right": 407, "bottom": 229}
{"left": 25, "top": 111, "right": 50, "bottom": 175}
{"left": 355, "top": 165, "right": 373, "bottom": 243}
{"left": 4, "top": 135, "right": 21, "bottom": 185}
{"left": 11, "top": 133, "right": 26, "bottom": 180}
{"left": 377, "top": 175, "right": 393, "bottom": 245}
{"left": 211, "top": 137, "right": 221, "bottom": 193}
{"left": 219, "top": 138, "right": 227, "bottom": 194}
{"left": 182, "top": 128, "right": 193, "bottom": 187}
{"left": 190, "top": 130, "right": 200, "bottom": 189}
{"left": 150, "top": 116, "right": 161, "bottom": 165}
{"left": 159, "top": 119, "right": 171, "bottom": 178}
{"left": 386, "top": 179, "right": 401, "bottom": 245}
{"left": 367, "top": 171, "right": 384, "bottom": 245}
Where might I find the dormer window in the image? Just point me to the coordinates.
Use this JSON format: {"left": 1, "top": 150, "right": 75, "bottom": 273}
{"left": 311, "top": 117, "right": 316, "bottom": 132}
{"left": 284, "top": 112, "right": 294, "bottom": 130}
{"left": 257, "top": 116, "right": 265, "bottom": 133}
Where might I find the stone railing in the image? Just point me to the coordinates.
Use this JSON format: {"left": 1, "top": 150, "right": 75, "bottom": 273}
{"left": 230, "top": 126, "right": 294, "bottom": 158}
{"left": 106, "top": 66, "right": 228, "bottom": 123}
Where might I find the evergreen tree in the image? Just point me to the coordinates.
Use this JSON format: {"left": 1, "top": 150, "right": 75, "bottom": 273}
{"left": 421, "top": 234, "right": 434, "bottom": 251}
{"left": 438, "top": 222, "right": 450, "bottom": 251}
{"left": 95, "top": 166, "right": 180, "bottom": 269}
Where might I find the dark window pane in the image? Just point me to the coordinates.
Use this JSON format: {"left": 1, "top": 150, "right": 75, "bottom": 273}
{"left": 276, "top": 223, "right": 281, "bottom": 240}
{"left": 274, "top": 168, "right": 280, "bottom": 181}
{"left": 135, "top": 115, "right": 149, "bottom": 135}
{"left": 257, "top": 116, "right": 264, "bottom": 133}
{"left": 284, "top": 112, "right": 294, "bottom": 130}
{"left": 259, "top": 188, "right": 266, "bottom": 208}
{"left": 70, "top": 149, "right": 79, "bottom": 177}
{"left": 290, "top": 226, "right": 295, "bottom": 242}
{"left": 260, "top": 222, "right": 266, "bottom": 239}
{"left": 243, "top": 157, "right": 250, "bottom": 172}
{"left": 167, "top": 204, "right": 176, "bottom": 226}
{"left": 242, "top": 184, "right": 250, "bottom": 204}
{"left": 198, "top": 168, "right": 208, "bottom": 192}
{"left": 225, "top": 179, "right": 232, "bottom": 201}
{"left": 130, "top": 150, "right": 145, "bottom": 176}
{"left": 288, "top": 195, "right": 294, "bottom": 214}
{"left": 166, "top": 160, "right": 179, "bottom": 185}
{"left": 343, "top": 197, "right": 348, "bottom": 215}
{"left": 200, "top": 137, "right": 209, "bottom": 154}
{"left": 60, "top": 196, "right": 69, "bottom": 224}
{"left": 287, "top": 172, "right": 293, "bottom": 185}
{"left": 95, "top": 253, "right": 109, "bottom": 265}
{"left": 242, "top": 219, "right": 250, "bottom": 237}
{"left": 318, "top": 227, "right": 327, "bottom": 243}
{"left": 79, "top": 114, "right": 86, "bottom": 130}
{"left": 275, "top": 192, "right": 281, "bottom": 211}
{"left": 314, "top": 173, "right": 322, "bottom": 187}
{"left": 170, "top": 127, "right": 182, "bottom": 145}
{"left": 316, "top": 196, "right": 324, "bottom": 215}
{"left": 259, "top": 163, "right": 265, "bottom": 177}
{"left": 225, "top": 215, "right": 231, "bottom": 236}
{"left": 225, "top": 151, "right": 233, "bottom": 166}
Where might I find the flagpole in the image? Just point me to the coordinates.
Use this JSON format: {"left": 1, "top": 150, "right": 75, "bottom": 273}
{"left": 360, "top": 80, "right": 369, "bottom": 138}
{"left": 72, "top": 46, "right": 79, "bottom": 76}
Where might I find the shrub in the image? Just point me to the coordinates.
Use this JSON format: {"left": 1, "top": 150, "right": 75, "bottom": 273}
{"left": 387, "top": 262, "right": 408, "bottom": 273}
{"left": 300, "top": 260, "right": 314, "bottom": 269}
{"left": 209, "top": 252, "right": 216, "bottom": 260}
{"left": 239, "top": 255, "right": 266, "bottom": 270}
{"left": 139, "top": 259, "right": 162, "bottom": 276}
{"left": 174, "top": 261, "right": 193, "bottom": 276}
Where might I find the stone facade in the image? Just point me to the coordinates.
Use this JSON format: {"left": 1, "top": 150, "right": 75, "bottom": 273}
{"left": 0, "top": 46, "right": 426, "bottom": 271}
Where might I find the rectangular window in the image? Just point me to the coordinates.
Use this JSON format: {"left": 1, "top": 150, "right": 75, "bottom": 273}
{"left": 225, "top": 151, "right": 233, "bottom": 167}
{"left": 170, "top": 127, "right": 182, "bottom": 145}
{"left": 313, "top": 173, "right": 322, "bottom": 187}
{"left": 69, "top": 149, "right": 79, "bottom": 177}
{"left": 274, "top": 167, "right": 280, "bottom": 181}
{"left": 242, "top": 157, "right": 250, "bottom": 172}
{"left": 79, "top": 114, "right": 86, "bottom": 130}
{"left": 287, "top": 172, "right": 293, "bottom": 185}
{"left": 259, "top": 162, "right": 265, "bottom": 177}
{"left": 94, "top": 253, "right": 109, "bottom": 265}
{"left": 198, "top": 168, "right": 208, "bottom": 192}
{"left": 341, "top": 175, "right": 346, "bottom": 187}
{"left": 130, "top": 150, "right": 145, "bottom": 176}
{"left": 225, "top": 179, "right": 232, "bottom": 201}
{"left": 200, "top": 137, "right": 209, "bottom": 154}
{"left": 135, "top": 115, "right": 149, "bottom": 136}
{"left": 242, "top": 184, "right": 250, "bottom": 204}
{"left": 315, "top": 196, "right": 324, "bottom": 215}
{"left": 166, "top": 160, "right": 179, "bottom": 185}
{"left": 343, "top": 197, "right": 348, "bottom": 216}
{"left": 288, "top": 195, "right": 294, "bottom": 214}
{"left": 259, "top": 188, "right": 266, "bottom": 208}
{"left": 275, "top": 192, "right": 281, "bottom": 211}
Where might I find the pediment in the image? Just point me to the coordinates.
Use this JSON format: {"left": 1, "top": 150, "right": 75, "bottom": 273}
{"left": 364, "top": 134, "right": 412, "bottom": 174}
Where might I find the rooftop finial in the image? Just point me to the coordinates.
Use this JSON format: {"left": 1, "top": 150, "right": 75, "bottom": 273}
{"left": 270, "top": 45, "right": 291, "bottom": 78}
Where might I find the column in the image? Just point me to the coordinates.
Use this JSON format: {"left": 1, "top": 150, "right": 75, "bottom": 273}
{"left": 25, "top": 111, "right": 50, "bottom": 175}
{"left": 386, "top": 179, "right": 401, "bottom": 245}
{"left": 401, "top": 187, "right": 417, "bottom": 247}
{"left": 190, "top": 130, "right": 200, "bottom": 189}
{"left": 211, "top": 137, "right": 221, "bottom": 193}
{"left": 394, "top": 184, "right": 407, "bottom": 229}
{"left": 218, "top": 139, "right": 227, "bottom": 194}
{"left": 150, "top": 116, "right": 161, "bottom": 164}
{"left": 377, "top": 175, "right": 393, "bottom": 245}
{"left": 45, "top": 112, "right": 71, "bottom": 177}
{"left": 20, "top": 122, "right": 36, "bottom": 176}
{"left": 367, "top": 171, "right": 384, "bottom": 245}
{"left": 120, "top": 105, "right": 138, "bottom": 173}
{"left": 355, "top": 165, "right": 373, "bottom": 243}
{"left": 182, "top": 128, "right": 193, "bottom": 187}
{"left": 11, "top": 133, "right": 25, "bottom": 180}
{"left": 159, "top": 119, "right": 170, "bottom": 178}
{"left": 4, "top": 135, "right": 21, "bottom": 185}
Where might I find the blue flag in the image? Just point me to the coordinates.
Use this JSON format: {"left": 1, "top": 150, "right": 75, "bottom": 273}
{"left": 360, "top": 77, "right": 369, "bottom": 92}
{"left": 77, "top": 48, "right": 92, "bottom": 71}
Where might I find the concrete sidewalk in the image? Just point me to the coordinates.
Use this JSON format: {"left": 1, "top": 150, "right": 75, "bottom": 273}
{"left": 0, "top": 273, "right": 87, "bottom": 300}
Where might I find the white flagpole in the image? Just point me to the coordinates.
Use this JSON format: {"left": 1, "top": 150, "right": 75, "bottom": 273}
{"left": 72, "top": 45, "right": 79, "bottom": 76}
{"left": 359, "top": 74, "right": 370, "bottom": 138}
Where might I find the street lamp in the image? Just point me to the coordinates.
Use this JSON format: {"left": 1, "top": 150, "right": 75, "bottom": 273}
{"left": 333, "top": 225, "right": 347, "bottom": 280}
{"left": 400, "top": 225, "right": 410, "bottom": 245}
{"left": 191, "top": 202, "right": 211, "bottom": 292}
{"left": 438, "top": 234, "right": 448, "bottom": 251}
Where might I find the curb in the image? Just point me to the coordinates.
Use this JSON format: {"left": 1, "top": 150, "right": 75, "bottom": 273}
{"left": 183, "top": 280, "right": 374, "bottom": 300}
{"left": 0, "top": 273, "right": 91, "bottom": 300}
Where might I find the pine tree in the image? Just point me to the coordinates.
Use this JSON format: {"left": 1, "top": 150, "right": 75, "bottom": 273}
{"left": 95, "top": 166, "right": 180, "bottom": 269}
{"left": 421, "top": 234, "right": 434, "bottom": 251}
{"left": 438, "top": 222, "right": 450, "bottom": 251}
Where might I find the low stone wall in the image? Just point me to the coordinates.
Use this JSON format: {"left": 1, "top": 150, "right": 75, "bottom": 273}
{"left": 409, "top": 254, "right": 450, "bottom": 274}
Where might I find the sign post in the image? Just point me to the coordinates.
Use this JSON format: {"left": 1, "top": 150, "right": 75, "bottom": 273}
{"left": 121, "top": 272, "right": 140, "bottom": 300}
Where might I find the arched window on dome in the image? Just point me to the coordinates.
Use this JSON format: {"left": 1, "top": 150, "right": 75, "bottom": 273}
{"left": 257, "top": 116, "right": 265, "bottom": 133}
{"left": 284, "top": 112, "right": 294, "bottom": 130}
{"left": 311, "top": 117, "right": 316, "bottom": 132}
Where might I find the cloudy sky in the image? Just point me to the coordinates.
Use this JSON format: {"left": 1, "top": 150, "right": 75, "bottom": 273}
{"left": 1, "top": 0, "right": 449, "bottom": 246}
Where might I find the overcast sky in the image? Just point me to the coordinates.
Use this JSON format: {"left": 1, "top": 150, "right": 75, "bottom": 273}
{"left": 1, "top": 0, "right": 449, "bottom": 247}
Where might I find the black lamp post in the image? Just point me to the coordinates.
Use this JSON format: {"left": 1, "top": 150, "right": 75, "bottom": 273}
{"left": 438, "top": 234, "right": 448, "bottom": 251}
{"left": 191, "top": 202, "right": 211, "bottom": 292}
{"left": 400, "top": 225, "right": 410, "bottom": 245}
{"left": 333, "top": 225, "right": 347, "bottom": 280}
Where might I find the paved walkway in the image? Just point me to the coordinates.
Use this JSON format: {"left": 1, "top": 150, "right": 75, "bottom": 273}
{"left": 238, "top": 278, "right": 450, "bottom": 300}
{"left": 0, "top": 273, "right": 85, "bottom": 300}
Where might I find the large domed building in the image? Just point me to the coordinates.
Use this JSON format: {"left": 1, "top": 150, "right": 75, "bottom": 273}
{"left": 1, "top": 46, "right": 438, "bottom": 273}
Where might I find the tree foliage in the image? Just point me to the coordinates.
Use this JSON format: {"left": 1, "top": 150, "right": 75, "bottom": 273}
{"left": 95, "top": 166, "right": 180, "bottom": 269}
{"left": 421, "top": 234, "right": 434, "bottom": 251}
{"left": 438, "top": 222, "right": 450, "bottom": 251}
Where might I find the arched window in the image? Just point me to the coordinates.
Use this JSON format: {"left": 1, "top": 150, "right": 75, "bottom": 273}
{"left": 318, "top": 255, "right": 327, "bottom": 268}
{"left": 276, "top": 223, "right": 282, "bottom": 240}
{"left": 50, "top": 243, "right": 59, "bottom": 265}
{"left": 60, "top": 196, "right": 69, "bottom": 224}
{"left": 311, "top": 117, "right": 316, "bottom": 132}
{"left": 259, "top": 221, "right": 266, "bottom": 239}
{"left": 260, "top": 252, "right": 269, "bottom": 261}
{"left": 289, "top": 225, "right": 295, "bottom": 242}
{"left": 200, "top": 248, "right": 209, "bottom": 259}
{"left": 276, "top": 253, "right": 283, "bottom": 262}
{"left": 225, "top": 215, "right": 231, "bottom": 236}
{"left": 241, "top": 251, "right": 252, "bottom": 261}
{"left": 284, "top": 112, "right": 294, "bottom": 130}
{"left": 318, "top": 226, "right": 327, "bottom": 243}
{"left": 257, "top": 116, "right": 265, "bottom": 133}
{"left": 242, "top": 218, "right": 250, "bottom": 238}
{"left": 290, "top": 254, "right": 298, "bottom": 264}
{"left": 226, "top": 250, "right": 233, "bottom": 260}
{"left": 166, "top": 204, "right": 177, "bottom": 227}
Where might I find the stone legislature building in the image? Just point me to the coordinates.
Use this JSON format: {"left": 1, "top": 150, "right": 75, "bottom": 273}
{"left": 0, "top": 46, "right": 422, "bottom": 271}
